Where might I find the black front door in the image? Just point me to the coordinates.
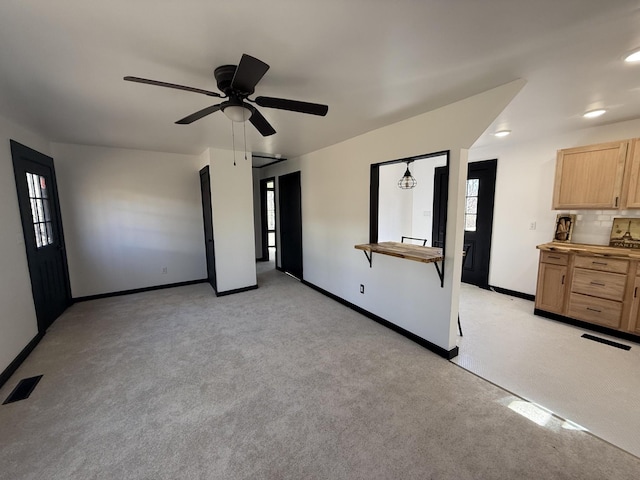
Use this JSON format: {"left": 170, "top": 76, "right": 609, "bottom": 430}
{"left": 11, "top": 140, "right": 71, "bottom": 332}
{"left": 278, "top": 171, "right": 303, "bottom": 279}
{"left": 199, "top": 166, "right": 217, "bottom": 292}
{"left": 432, "top": 166, "right": 448, "bottom": 248}
{"left": 462, "top": 159, "right": 497, "bottom": 288}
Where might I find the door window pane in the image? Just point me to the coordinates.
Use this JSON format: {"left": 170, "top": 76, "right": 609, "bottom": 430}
{"left": 267, "top": 190, "right": 275, "bottom": 230}
{"left": 25, "top": 172, "right": 54, "bottom": 248}
{"left": 464, "top": 178, "right": 479, "bottom": 232}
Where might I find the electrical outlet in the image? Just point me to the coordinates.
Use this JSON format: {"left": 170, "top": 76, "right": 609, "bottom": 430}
{"left": 360, "top": 284, "right": 364, "bottom": 294}
{"left": 162, "top": 267, "right": 168, "bottom": 274}
{"left": 529, "top": 221, "right": 536, "bottom": 231}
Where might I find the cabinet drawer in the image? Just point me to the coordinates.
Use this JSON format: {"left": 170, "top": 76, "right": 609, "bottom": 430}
{"left": 571, "top": 268, "right": 627, "bottom": 301}
{"left": 540, "top": 251, "right": 569, "bottom": 266}
{"left": 567, "top": 293, "right": 622, "bottom": 328}
{"left": 573, "top": 255, "right": 628, "bottom": 274}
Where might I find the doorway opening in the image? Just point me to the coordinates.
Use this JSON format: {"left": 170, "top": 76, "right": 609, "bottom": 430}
{"left": 260, "top": 177, "right": 277, "bottom": 263}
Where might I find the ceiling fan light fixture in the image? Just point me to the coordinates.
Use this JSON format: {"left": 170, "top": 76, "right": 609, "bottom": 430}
{"left": 223, "top": 105, "right": 253, "bottom": 122}
{"left": 583, "top": 109, "right": 606, "bottom": 119}
{"left": 398, "top": 162, "right": 417, "bottom": 190}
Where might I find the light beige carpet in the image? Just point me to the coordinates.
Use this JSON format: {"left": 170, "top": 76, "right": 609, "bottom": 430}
{"left": 1, "top": 266, "right": 639, "bottom": 479}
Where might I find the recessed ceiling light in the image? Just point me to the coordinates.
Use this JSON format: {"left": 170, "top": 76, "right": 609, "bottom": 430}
{"left": 494, "top": 130, "right": 511, "bottom": 137}
{"left": 583, "top": 109, "right": 606, "bottom": 118}
{"left": 624, "top": 49, "right": 640, "bottom": 63}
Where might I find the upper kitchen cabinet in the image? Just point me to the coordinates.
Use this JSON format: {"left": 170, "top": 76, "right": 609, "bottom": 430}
{"left": 552, "top": 140, "right": 630, "bottom": 209}
{"left": 621, "top": 139, "right": 640, "bottom": 209}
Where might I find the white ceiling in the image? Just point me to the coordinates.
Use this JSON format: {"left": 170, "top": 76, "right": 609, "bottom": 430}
{"left": 0, "top": 1, "right": 639, "bottom": 160}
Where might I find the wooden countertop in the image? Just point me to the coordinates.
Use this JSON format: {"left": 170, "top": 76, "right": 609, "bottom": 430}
{"left": 537, "top": 242, "right": 640, "bottom": 259}
{"left": 354, "top": 241, "right": 443, "bottom": 264}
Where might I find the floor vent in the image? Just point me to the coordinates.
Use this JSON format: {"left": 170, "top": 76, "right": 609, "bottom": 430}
{"left": 581, "top": 334, "right": 631, "bottom": 351}
{"left": 2, "top": 375, "right": 43, "bottom": 405}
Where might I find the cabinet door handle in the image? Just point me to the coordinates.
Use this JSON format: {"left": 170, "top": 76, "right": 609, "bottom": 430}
{"left": 586, "top": 307, "right": 602, "bottom": 313}
{"left": 561, "top": 275, "right": 565, "bottom": 285}
{"left": 635, "top": 287, "right": 638, "bottom": 298}
{"left": 615, "top": 196, "right": 619, "bottom": 207}
{"left": 548, "top": 255, "right": 561, "bottom": 259}
{"left": 590, "top": 281, "right": 606, "bottom": 286}
{"left": 592, "top": 261, "right": 608, "bottom": 266}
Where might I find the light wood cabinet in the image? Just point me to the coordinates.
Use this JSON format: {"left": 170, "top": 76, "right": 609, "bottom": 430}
{"left": 552, "top": 140, "right": 629, "bottom": 209}
{"left": 571, "top": 268, "right": 626, "bottom": 301}
{"left": 567, "top": 293, "right": 623, "bottom": 328}
{"left": 628, "top": 276, "right": 640, "bottom": 335}
{"left": 536, "top": 243, "right": 640, "bottom": 339}
{"left": 535, "top": 254, "right": 568, "bottom": 314}
{"left": 621, "top": 139, "right": 640, "bottom": 208}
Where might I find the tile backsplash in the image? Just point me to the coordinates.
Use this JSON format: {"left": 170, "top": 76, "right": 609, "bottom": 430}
{"left": 566, "top": 210, "right": 640, "bottom": 246}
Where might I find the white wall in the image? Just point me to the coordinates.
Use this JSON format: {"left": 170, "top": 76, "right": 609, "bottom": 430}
{"left": 0, "top": 115, "right": 50, "bottom": 374}
{"left": 51, "top": 143, "right": 207, "bottom": 298}
{"left": 205, "top": 148, "right": 257, "bottom": 293}
{"left": 261, "top": 80, "right": 525, "bottom": 352}
{"left": 469, "top": 117, "right": 640, "bottom": 296}
{"left": 378, "top": 163, "right": 413, "bottom": 242}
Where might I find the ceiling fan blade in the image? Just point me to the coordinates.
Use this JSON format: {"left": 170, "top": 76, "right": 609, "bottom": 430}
{"left": 247, "top": 105, "right": 276, "bottom": 136}
{"left": 255, "top": 96, "right": 328, "bottom": 116}
{"left": 175, "top": 104, "right": 223, "bottom": 124}
{"left": 231, "top": 54, "right": 270, "bottom": 94}
{"left": 124, "top": 76, "right": 222, "bottom": 98}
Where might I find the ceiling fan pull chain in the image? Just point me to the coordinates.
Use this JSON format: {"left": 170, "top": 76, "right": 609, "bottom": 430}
{"left": 243, "top": 119, "right": 248, "bottom": 161}
{"left": 231, "top": 120, "right": 236, "bottom": 166}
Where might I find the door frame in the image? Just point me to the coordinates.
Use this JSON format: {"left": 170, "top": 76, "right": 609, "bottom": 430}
{"left": 370, "top": 150, "right": 450, "bottom": 245}
{"left": 11, "top": 140, "right": 72, "bottom": 333}
{"left": 199, "top": 166, "right": 218, "bottom": 292}
{"left": 431, "top": 158, "right": 497, "bottom": 288}
{"left": 259, "top": 177, "right": 277, "bottom": 262}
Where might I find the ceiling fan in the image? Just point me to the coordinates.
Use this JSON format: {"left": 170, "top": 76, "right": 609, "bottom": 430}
{"left": 124, "top": 54, "right": 328, "bottom": 137}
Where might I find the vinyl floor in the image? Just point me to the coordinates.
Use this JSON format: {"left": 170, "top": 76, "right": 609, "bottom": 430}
{"left": 454, "top": 282, "right": 640, "bottom": 459}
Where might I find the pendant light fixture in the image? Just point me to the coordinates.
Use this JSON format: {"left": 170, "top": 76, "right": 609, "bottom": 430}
{"left": 398, "top": 161, "right": 417, "bottom": 189}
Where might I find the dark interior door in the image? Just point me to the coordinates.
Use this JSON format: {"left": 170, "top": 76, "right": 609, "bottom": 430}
{"left": 279, "top": 171, "right": 303, "bottom": 279}
{"left": 462, "top": 159, "right": 497, "bottom": 288}
{"left": 432, "top": 166, "right": 448, "bottom": 248}
{"left": 199, "top": 166, "right": 217, "bottom": 292}
{"left": 11, "top": 140, "right": 71, "bottom": 333}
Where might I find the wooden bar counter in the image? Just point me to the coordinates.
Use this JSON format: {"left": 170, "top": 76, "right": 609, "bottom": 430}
{"left": 354, "top": 241, "right": 443, "bottom": 264}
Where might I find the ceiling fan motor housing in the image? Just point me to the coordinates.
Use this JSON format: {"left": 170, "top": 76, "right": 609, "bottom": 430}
{"left": 214, "top": 64, "right": 251, "bottom": 96}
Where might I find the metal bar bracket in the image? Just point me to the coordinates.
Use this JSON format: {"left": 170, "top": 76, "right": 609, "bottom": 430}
{"left": 362, "top": 250, "right": 373, "bottom": 268}
{"left": 433, "top": 260, "right": 444, "bottom": 288}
